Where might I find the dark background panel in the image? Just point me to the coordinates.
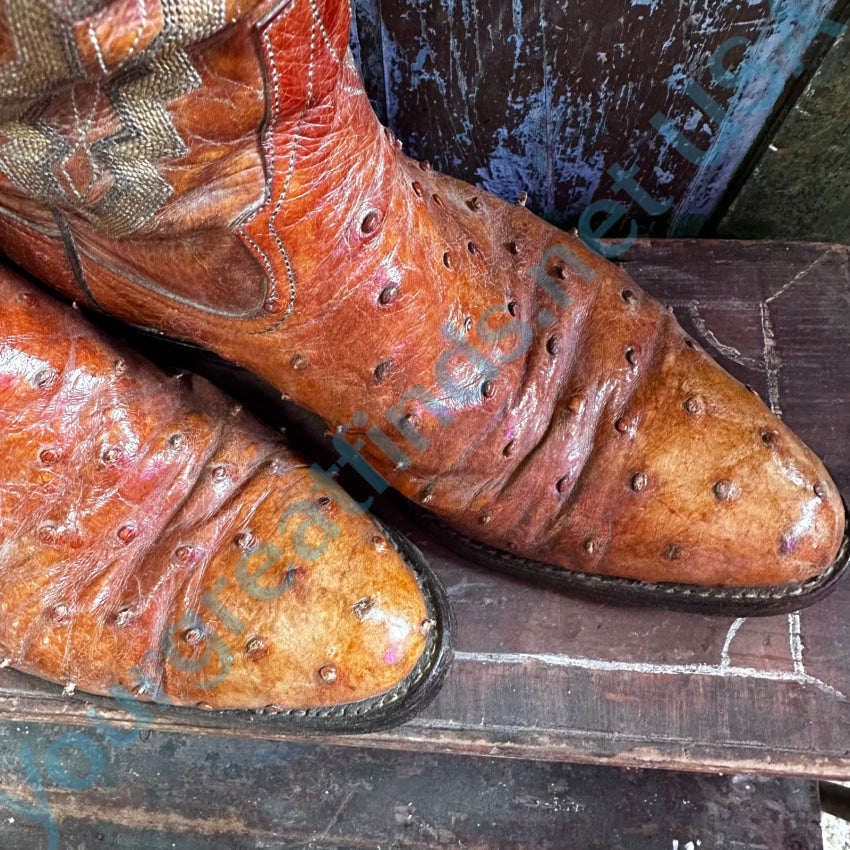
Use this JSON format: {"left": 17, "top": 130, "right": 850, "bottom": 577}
{"left": 718, "top": 28, "right": 850, "bottom": 243}
{"left": 349, "top": 0, "right": 846, "bottom": 238}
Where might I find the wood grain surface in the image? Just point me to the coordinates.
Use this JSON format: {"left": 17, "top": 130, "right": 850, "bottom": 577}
{"left": 350, "top": 0, "right": 843, "bottom": 236}
{"left": 0, "top": 240, "right": 848, "bottom": 778}
{"left": 0, "top": 722, "right": 823, "bottom": 848}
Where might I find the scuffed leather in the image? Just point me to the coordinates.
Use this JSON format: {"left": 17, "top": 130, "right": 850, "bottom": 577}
{"left": 0, "top": 266, "right": 431, "bottom": 710}
{"left": 0, "top": 0, "right": 843, "bottom": 587}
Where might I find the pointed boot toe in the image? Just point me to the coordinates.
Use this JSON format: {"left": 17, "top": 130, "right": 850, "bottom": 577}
{"left": 0, "top": 266, "right": 452, "bottom": 731}
{"left": 0, "top": 0, "right": 845, "bottom": 612}
{"left": 435, "top": 294, "right": 848, "bottom": 612}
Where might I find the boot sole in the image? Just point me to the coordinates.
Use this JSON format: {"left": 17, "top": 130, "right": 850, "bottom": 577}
{"left": 403, "top": 501, "right": 850, "bottom": 617}
{"left": 48, "top": 518, "right": 455, "bottom": 734}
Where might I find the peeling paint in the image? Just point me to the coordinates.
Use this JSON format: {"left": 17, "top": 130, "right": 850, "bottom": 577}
{"left": 352, "top": 0, "right": 842, "bottom": 234}
{"left": 669, "top": 0, "right": 839, "bottom": 230}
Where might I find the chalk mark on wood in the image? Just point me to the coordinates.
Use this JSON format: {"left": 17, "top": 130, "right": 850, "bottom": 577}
{"left": 759, "top": 300, "right": 783, "bottom": 417}
{"left": 451, "top": 646, "right": 845, "bottom": 700}
{"left": 765, "top": 248, "right": 837, "bottom": 306}
{"left": 720, "top": 617, "right": 746, "bottom": 670}
{"left": 758, "top": 250, "right": 834, "bottom": 420}
{"left": 315, "top": 786, "right": 357, "bottom": 842}
{"left": 450, "top": 613, "right": 840, "bottom": 703}
{"left": 686, "top": 301, "right": 762, "bottom": 369}
{"left": 789, "top": 612, "right": 805, "bottom": 677}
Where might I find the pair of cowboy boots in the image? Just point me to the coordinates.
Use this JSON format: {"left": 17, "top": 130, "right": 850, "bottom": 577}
{"left": 0, "top": 0, "right": 846, "bottom": 732}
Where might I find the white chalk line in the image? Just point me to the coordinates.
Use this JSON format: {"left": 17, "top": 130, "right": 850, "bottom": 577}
{"left": 789, "top": 611, "right": 806, "bottom": 676}
{"left": 686, "top": 301, "right": 762, "bottom": 369}
{"left": 451, "top": 649, "right": 845, "bottom": 700}
{"left": 720, "top": 617, "right": 746, "bottom": 670}
{"left": 759, "top": 300, "right": 784, "bottom": 417}
{"left": 765, "top": 248, "right": 836, "bottom": 306}
{"left": 447, "top": 605, "right": 842, "bottom": 701}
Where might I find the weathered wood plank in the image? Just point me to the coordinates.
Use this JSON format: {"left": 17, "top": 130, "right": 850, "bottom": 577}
{"left": 718, "top": 29, "right": 850, "bottom": 243}
{"left": 0, "top": 721, "right": 823, "bottom": 849}
{"left": 351, "top": 0, "right": 843, "bottom": 236}
{"left": 0, "top": 241, "right": 849, "bottom": 779}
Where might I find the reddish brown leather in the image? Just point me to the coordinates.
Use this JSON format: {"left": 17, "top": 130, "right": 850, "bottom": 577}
{"left": 0, "top": 0, "right": 843, "bottom": 587}
{"left": 0, "top": 266, "right": 431, "bottom": 710}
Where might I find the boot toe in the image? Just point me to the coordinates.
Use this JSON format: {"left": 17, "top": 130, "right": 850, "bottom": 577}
{"left": 579, "top": 338, "right": 846, "bottom": 587}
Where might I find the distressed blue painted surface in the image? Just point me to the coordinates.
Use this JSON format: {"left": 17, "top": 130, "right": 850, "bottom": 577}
{"left": 351, "top": 0, "right": 842, "bottom": 236}
{"left": 669, "top": 0, "right": 840, "bottom": 233}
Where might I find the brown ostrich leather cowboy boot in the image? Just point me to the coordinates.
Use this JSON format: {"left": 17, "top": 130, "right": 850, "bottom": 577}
{"left": 0, "top": 263, "right": 452, "bottom": 730}
{"left": 0, "top": 0, "right": 846, "bottom": 612}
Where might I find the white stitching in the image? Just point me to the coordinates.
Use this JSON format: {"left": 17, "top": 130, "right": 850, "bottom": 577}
{"left": 308, "top": 0, "right": 340, "bottom": 62}
{"left": 240, "top": 0, "right": 345, "bottom": 332}
{"left": 266, "top": 1, "right": 316, "bottom": 320}
{"left": 123, "top": 0, "right": 149, "bottom": 64}
{"left": 61, "top": 88, "right": 85, "bottom": 201}
{"left": 274, "top": 11, "right": 314, "bottom": 208}
{"left": 89, "top": 0, "right": 149, "bottom": 71}
{"left": 87, "top": 23, "right": 109, "bottom": 74}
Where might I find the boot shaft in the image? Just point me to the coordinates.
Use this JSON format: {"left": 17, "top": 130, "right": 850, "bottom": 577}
{"left": 0, "top": 0, "right": 365, "bottom": 320}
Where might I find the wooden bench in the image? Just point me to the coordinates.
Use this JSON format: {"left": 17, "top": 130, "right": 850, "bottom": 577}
{"left": 0, "top": 239, "right": 847, "bottom": 846}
